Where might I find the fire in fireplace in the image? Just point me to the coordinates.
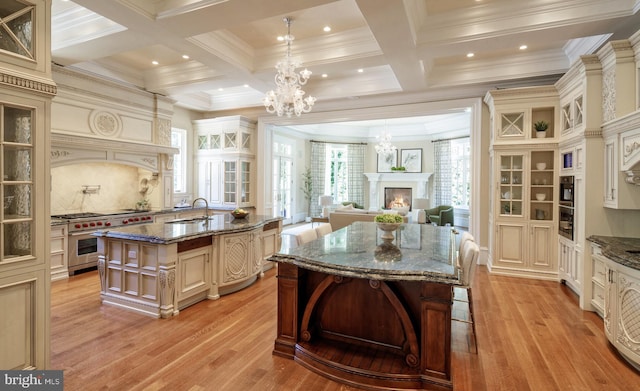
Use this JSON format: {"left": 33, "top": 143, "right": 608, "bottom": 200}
{"left": 384, "top": 187, "right": 412, "bottom": 210}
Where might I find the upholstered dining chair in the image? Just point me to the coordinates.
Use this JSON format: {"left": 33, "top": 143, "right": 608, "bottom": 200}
{"left": 315, "top": 223, "right": 333, "bottom": 237}
{"left": 457, "top": 231, "right": 475, "bottom": 266}
{"left": 295, "top": 228, "right": 318, "bottom": 246}
{"left": 452, "top": 240, "right": 480, "bottom": 353}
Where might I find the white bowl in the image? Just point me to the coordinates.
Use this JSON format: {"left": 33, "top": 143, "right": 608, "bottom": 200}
{"left": 535, "top": 193, "right": 546, "bottom": 201}
{"left": 536, "top": 162, "right": 546, "bottom": 170}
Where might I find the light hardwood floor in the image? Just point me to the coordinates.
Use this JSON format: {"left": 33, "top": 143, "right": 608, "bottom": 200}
{"left": 51, "top": 264, "right": 639, "bottom": 390}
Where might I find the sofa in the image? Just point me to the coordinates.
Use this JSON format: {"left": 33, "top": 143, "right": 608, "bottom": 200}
{"left": 329, "top": 208, "right": 408, "bottom": 231}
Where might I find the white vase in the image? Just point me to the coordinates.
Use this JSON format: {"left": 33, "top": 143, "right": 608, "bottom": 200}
{"left": 536, "top": 131, "right": 546, "bottom": 138}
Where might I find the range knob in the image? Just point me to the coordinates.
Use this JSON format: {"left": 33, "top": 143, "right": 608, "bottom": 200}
{"left": 89, "top": 222, "right": 96, "bottom": 227}
{"left": 123, "top": 220, "right": 129, "bottom": 224}
{"left": 97, "top": 222, "right": 103, "bottom": 226}
{"left": 105, "top": 222, "right": 111, "bottom": 227}
{"left": 74, "top": 223, "right": 81, "bottom": 229}
{"left": 82, "top": 223, "right": 89, "bottom": 228}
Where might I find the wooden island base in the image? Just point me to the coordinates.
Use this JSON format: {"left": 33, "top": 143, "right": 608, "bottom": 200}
{"left": 273, "top": 263, "right": 453, "bottom": 391}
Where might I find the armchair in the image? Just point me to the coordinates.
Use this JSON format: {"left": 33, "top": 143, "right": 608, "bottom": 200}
{"left": 427, "top": 205, "right": 454, "bottom": 226}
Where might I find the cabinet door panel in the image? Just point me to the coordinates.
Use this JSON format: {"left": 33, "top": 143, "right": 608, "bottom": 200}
{"left": 495, "top": 223, "right": 525, "bottom": 266}
{"left": 530, "top": 224, "right": 554, "bottom": 270}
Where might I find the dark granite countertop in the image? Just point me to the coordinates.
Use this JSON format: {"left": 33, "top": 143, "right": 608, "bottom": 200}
{"left": 587, "top": 235, "right": 640, "bottom": 271}
{"left": 93, "top": 214, "right": 281, "bottom": 244}
{"left": 269, "top": 222, "right": 460, "bottom": 284}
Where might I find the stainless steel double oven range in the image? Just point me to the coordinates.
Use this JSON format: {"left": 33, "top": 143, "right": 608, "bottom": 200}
{"left": 52, "top": 211, "right": 154, "bottom": 275}
{"left": 558, "top": 176, "right": 574, "bottom": 240}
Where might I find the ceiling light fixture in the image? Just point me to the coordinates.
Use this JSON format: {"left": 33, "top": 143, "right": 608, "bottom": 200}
{"left": 374, "top": 123, "right": 397, "bottom": 155}
{"left": 263, "top": 17, "right": 316, "bottom": 117}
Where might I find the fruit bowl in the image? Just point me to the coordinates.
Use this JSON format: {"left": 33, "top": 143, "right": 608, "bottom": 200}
{"left": 231, "top": 210, "right": 249, "bottom": 219}
{"left": 535, "top": 193, "right": 546, "bottom": 201}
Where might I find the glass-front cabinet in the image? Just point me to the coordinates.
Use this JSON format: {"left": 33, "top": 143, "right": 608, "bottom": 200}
{"left": 2, "top": 105, "right": 34, "bottom": 261}
{"left": 0, "top": 0, "right": 56, "bottom": 371}
{"left": 193, "top": 116, "right": 256, "bottom": 209}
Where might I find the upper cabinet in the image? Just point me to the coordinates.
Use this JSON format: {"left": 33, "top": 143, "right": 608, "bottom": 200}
{"left": 0, "top": 0, "right": 52, "bottom": 79}
{"left": 485, "top": 86, "right": 559, "bottom": 144}
{"left": 0, "top": 0, "right": 55, "bottom": 370}
{"left": 194, "top": 116, "right": 256, "bottom": 209}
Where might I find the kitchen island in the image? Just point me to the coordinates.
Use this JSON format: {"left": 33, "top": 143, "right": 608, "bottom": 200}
{"left": 94, "top": 214, "right": 282, "bottom": 318}
{"left": 268, "top": 222, "right": 460, "bottom": 391}
{"left": 587, "top": 236, "right": 640, "bottom": 371}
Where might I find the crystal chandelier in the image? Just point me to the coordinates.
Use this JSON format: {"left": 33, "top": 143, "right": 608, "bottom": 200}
{"left": 263, "top": 17, "right": 316, "bottom": 117}
{"left": 374, "top": 132, "right": 397, "bottom": 154}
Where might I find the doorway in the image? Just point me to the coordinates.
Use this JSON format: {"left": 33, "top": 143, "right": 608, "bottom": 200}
{"left": 272, "top": 139, "right": 294, "bottom": 225}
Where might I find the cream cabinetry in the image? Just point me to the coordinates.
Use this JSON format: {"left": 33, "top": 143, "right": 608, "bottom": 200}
{"left": 177, "top": 246, "right": 211, "bottom": 310}
{"left": 0, "top": 0, "right": 55, "bottom": 370}
{"left": 558, "top": 236, "right": 582, "bottom": 295}
{"left": 603, "top": 133, "right": 640, "bottom": 209}
{"left": 194, "top": 116, "right": 256, "bottom": 209}
{"left": 261, "top": 220, "right": 282, "bottom": 271}
{"left": 486, "top": 87, "right": 559, "bottom": 281}
{"left": 590, "top": 245, "right": 607, "bottom": 316}
{"left": 490, "top": 148, "right": 557, "bottom": 279}
{"left": 217, "top": 229, "right": 262, "bottom": 295}
{"left": 50, "top": 224, "right": 69, "bottom": 281}
{"left": 590, "top": 243, "right": 640, "bottom": 370}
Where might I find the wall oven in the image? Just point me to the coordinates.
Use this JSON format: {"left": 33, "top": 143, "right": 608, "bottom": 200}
{"left": 558, "top": 176, "right": 574, "bottom": 240}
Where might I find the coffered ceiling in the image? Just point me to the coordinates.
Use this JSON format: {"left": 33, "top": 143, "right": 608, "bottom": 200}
{"left": 51, "top": 0, "right": 640, "bottom": 135}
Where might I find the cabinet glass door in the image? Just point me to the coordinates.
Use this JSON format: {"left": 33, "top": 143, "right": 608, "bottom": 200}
{"left": 2, "top": 105, "right": 34, "bottom": 260}
{"left": 499, "top": 154, "right": 523, "bottom": 216}
{"left": 240, "top": 161, "right": 250, "bottom": 203}
{"left": 224, "top": 161, "right": 236, "bottom": 203}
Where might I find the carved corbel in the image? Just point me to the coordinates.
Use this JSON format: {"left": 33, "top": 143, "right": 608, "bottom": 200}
{"left": 624, "top": 170, "right": 640, "bottom": 185}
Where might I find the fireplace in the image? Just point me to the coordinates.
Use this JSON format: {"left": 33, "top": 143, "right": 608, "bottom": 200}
{"left": 384, "top": 187, "right": 412, "bottom": 210}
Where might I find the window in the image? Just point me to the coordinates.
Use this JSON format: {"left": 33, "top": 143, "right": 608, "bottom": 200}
{"left": 171, "top": 128, "right": 187, "bottom": 193}
{"left": 450, "top": 138, "right": 470, "bottom": 207}
{"left": 325, "top": 145, "right": 348, "bottom": 203}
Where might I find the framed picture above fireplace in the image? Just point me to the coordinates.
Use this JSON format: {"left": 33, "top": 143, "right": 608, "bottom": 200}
{"left": 400, "top": 148, "right": 422, "bottom": 172}
{"left": 377, "top": 150, "right": 397, "bottom": 173}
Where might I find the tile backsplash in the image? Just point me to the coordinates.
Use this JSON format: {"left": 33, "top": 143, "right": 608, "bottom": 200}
{"left": 51, "top": 163, "right": 156, "bottom": 214}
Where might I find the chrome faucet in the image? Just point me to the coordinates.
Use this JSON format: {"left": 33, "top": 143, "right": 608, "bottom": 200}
{"left": 192, "top": 197, "right": 209, "bottom": 218}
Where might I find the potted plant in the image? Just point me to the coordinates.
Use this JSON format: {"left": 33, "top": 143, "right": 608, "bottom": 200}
{"left": 534, "top": 120, "right": 548, "bottom": 138}
{"left": 301, "top": 167, "right": 313, "bottom": 221}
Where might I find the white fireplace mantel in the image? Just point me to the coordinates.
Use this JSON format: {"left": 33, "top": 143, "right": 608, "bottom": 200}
{"left": 364, "top": 172, "right": 433, "bottom": 209}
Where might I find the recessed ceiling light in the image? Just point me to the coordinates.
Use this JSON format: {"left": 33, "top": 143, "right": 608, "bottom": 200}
{"left": 323, "top": 26, "right": 331, "bottom": 32}
{"left": 357, "top": 69, "right": 364, "bottom": 73}
{"left": 277, "top": 36, "right": 284, "bottom": 41}
{"left": 466, "top": 53, "right": 474, "bottom": 58}
{"left": 519, "top": 45, "right": 528, "bottom": 50}
{"left": 322, "top": 74, "right": 328, "bottom": 78}
{"left": 218, "top": 88, "right": 224, "bottom": 91}
{"left": 182, "top": 54, "right": 190, "bottom": 59}
{"left": 243, "top": 84, "right": 249, "bottom": 88}
{"left": 152, "top": 60, "right": 159, "bottom": 65}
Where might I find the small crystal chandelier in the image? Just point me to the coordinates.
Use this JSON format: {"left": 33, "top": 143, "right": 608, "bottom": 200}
{"left": 375, "top": 132, "right": 397, "bottom": 154}
{"left": 263, "top": 17, "right": 316, "bottom": 117}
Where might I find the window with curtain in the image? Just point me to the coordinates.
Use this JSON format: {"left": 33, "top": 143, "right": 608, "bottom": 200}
{"left": 434, "top": 137, "right": 470, "bottom": 208}
{"left": 310, "top": 141, "right": 366, "bottom": 214}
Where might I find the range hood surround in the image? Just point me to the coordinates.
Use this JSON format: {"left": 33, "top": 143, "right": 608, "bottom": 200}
{"left": 51, "top": 132, "right": 177, "bottom": 172}
{"left": 603, "top": 110, "right": 640, "bottom": 185}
